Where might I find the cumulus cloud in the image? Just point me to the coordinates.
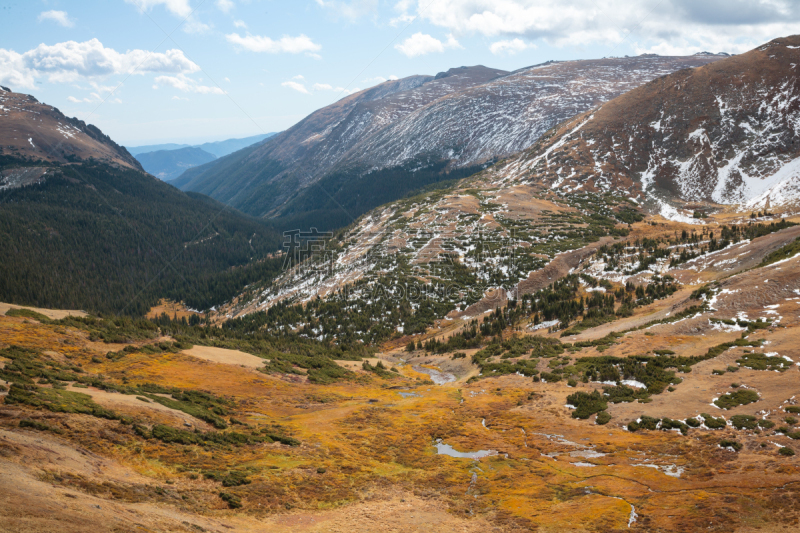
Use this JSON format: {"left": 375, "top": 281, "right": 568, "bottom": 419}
{"left": 125, "top": 0, "right": 211, "bottom": 33}
{"left": 226, "top": 33, "right": 322, "bottom": 54}
{"left": 216, "top": 0, "right": 234, "bottom": 13}
{"left": 315, "top": 0, "right": 378, "bottom": 21}
{"left": 282, "top": 80, "right": 310, "bottom": 94}
{"left": 406, "top": 0, "right": 800, "bottom": 54}
{"left": 489, "top": 38, "right": 533, "bottom": 55}
{"left": 312, "top": 83, "right": 333, "bottom": 91}
{"left": 154, "top": 73, "right": 225, "bottom": 94}
{"left": 395, "top": 33, "right": 461, "bottom": 57}
{"left": 124, "top": 0, "right": 192, "bottom": 18}
{"left": 0, "top": 39, "right": 199, "bottom": 89}
{"left": 38, "top": 10, "right": 74, "bottom": 28}
{"left": 233, "top": 19, "right": 247, "bottom": 28}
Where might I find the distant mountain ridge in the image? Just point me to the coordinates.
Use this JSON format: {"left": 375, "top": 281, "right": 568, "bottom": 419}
{"left": 128, "top": 133, "right": 275, "bottom": 181}
{"left": 173, "top": 56, "right": 726, "bottom": 229}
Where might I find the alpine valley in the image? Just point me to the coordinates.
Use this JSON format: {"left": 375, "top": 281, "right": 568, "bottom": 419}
{"left": 3, "top": 36, "right": 800, "bottom": 533}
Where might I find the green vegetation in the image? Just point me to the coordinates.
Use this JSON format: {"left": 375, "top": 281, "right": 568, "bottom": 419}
{"left": 595, "top": 411, "right": 612, "bottom": 425}
{"left": 0, "top": 161, "right": 283, "bottom": 315}
{"left": 730, "top": 415, "right": 759, "bottom": 430}
{"left": 701, "top": 413, "right": 727, "bottom": 429}
{"left": 779, "top": 447, "right": 795, "bottom": 456}
{"left": 5, "top": 308, "right": 51, "bottom": 322}
{"left": 19, "top": 418, "right": 63, "bottom": 434}
{"left": 736, "top": 352, "right": 791, "bottom": 372}
{"left": 720, "top": 439, "right": 742, "bottom": 451}
{"left": 219, "top": 492, "right": 242, "bottom": 509}
{"left": 715, "top": 390, "right": 759, "bottom": 410}
{"left": 761, "top": 234, "right": 800, "bottom": 267}
{"left": 566, "top": 390, "right": 607, "bottom": 419}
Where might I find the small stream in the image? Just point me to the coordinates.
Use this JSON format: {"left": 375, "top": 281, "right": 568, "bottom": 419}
{"left": 413, "top": 365, "right": 456, "bottom": 385}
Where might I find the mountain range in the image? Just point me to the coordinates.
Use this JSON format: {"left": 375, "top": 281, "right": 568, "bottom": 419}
{"left": 127, "top": 133, "right": 275, "bottom": 181}
{"left": 173, "top": 54, "right": 725, "bottom": 230}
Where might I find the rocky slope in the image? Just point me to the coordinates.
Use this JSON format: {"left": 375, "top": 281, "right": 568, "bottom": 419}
{"left": 174, "top": 56, "right": 724, "bottom": 222}
{"left": 488, "top": 36, "right": 800, "bottom": 215}
{"left": 0, "top": 86, "right": 141, "bottom": 171}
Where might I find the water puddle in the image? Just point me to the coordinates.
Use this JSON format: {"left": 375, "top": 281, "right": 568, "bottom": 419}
{"left": 397, "top": 391, "right": 422, "bottom": 398}
{"left": 413, "top": 365, "right": 456, "bottom": 385}
{"left": 434, "top": 439, "right": 497, "bottom": 460}
{"left": 632, "top": 463, "right": 684, "bottom": 477}
{"left": 570, "top": 449, "right": 607, "bottom": 459}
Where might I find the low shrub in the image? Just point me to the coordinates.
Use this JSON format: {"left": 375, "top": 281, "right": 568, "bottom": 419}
{"left": 730, "top": 415, "right": 758, "bottom": 430}
{"left": 714, "top": 390, "right": 759, "bottom": 410}
{"left": 19, "top": 418, "right": 63, "bottom": 434}
{"left": 701, "top": 413, "right": 727, "bottom": 429}
{"left": 219, "top": 492, "right": 242, "bottom": 509}
{"left": 786, "top": 406, "right": 800, "bottom": 414}
{"left": 595, "top": 411, "right": 612, "bottom": 425}
{"left": 566, "top": 390, "right": 607, "bottom": 419}
{"left": 720, "top": 439, "right": 742, "bottom": 451}
{"left": 685, "top": 418, "right": 701, "bottom": 428}
{"left": 759, "top": 419, "right": 776, "bottom": 429}
{"left": 779, "top": 447, "right": 796, "bottom": 456}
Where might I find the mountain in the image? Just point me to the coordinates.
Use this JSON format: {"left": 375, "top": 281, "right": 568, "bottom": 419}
{"left": 487, "top": 36, "right": 800, "bottom": 216}
{"left": 174, "top": 56, "right": 725, "bottom": 230}
{"left": 0, "top": 86, "right": 141, "bottom": 170}
{"left": 193, "top": 133, "right": 274, "bottom": 158}
{"left": 0, "top": 87, "right": 283, "bottom": 315}
{"left": 129, "top": 134, "right": 275, "bottom": 182}
{"left": 134, "top": 146, "right": 217, "bottom": 181}
{"left": 126, "top": 143, "right": 190, "bottom": 156}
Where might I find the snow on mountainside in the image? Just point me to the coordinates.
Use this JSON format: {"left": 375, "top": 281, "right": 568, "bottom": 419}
{"left": 341, "top": 56, "right": 727, "bottom": 173}
{"left": 176, "top": 57, "right": 724, "bottom": 218}
{"left": 0, "top": 86, "right": 141, "bottom": 171}
{"left": 489, "top": 36, "right": 800, "bottom": 213}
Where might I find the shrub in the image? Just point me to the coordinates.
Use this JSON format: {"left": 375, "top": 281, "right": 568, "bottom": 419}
{"left": 785, "top": 416, "right": 798, "bottom": 425}
{"left": 701, "top": 413, "right": 727, "bottom": 429}
{"left": 595, "top": 411, "right": 612, "bottom": 425}
{"left": 714, "top": 390, "right": 759, "bottom": 410}
{"left": 567, "top": 379, "right": 577, "bottom": 387}
{"left": 661, "top": 417, "right": 689, "bottom": 435}
{"left": 19, "top": 418, "right": 63, "bottom": 434}
{"left": 685, "top": 418, "right": 701, "bottom": 428}
{"left": 720, "top": 439, "right": 742, "bottom": 451}
{"left": 219, "top": 492, "right": 242, "bottom": 509}
{"left": 786, "top": 406, "right": 800, "bottom": 414}
{"left": 779, "top": 447, "right": 795, "bottom": 456}
{"left": 730, "top": 415, "right": 758, "bottom": 430}
{"left": 566, "top": 390, "right": 607, "bottom": 419}
{"left": 759, "top": 420, "right": 776, "bottom": 429}
{"left": 221, "top": 471, "right": 251, "bottom": 487}
{"left": 317, "top": 467, "right": 327, "bottom": 474}
{"left": 787, "top": 431, "right": 800, "bottom": 440}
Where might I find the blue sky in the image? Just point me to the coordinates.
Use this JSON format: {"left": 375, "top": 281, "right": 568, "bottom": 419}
{"left": 2, "top": 0, "right": 799, "bottom": 145}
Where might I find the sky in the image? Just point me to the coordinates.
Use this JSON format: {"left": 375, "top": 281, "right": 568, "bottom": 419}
{"left": 2, "top": 1, "right": 799, "bottom": 146}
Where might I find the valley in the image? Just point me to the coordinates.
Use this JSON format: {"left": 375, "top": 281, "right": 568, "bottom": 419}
{"left": 1, "top": 27, "right": 800, "bottom": 533}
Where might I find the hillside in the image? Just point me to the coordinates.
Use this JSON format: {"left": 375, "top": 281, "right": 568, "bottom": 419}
{"left": 0, "top": 89, "right": 283, "bottom": 315}
{"left": 175, "top": 56, "right": 724, "bottom": 229}
{"left": 0, "top": 86, "right": 141, "bottom": 170}
{"left": 488, "top": 36, "right": 800, "bottom": 216}
{"left": 134, "top": 146, "right": 217, "bottom": 181}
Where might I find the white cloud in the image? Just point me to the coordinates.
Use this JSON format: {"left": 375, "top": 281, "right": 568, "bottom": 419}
{"left": 216, "top": 0, "right": 235, "bottom": 13}
{"left": 282, "top": 80, "right": 310, "bottom": 94}
{"left": 315, "top": 0, "right": 378, "bottom": 21}
{"left": 0, "top": 39, "right": 199, "bottom": 90}
{"left": 395, "top": 33, "right": 461, "bottom": 57}
{"left": 306, "top": 52, "right": 323, "bottom": 60}
{"left": 292, "top": 74, "right": 305, "bottom": 80}
{"left": 312, "top": 83, "right": 333, "bottom": 91}
{"left": 226, "top": 33, "right": 322, "bottom": 54}
{"left": 38, "top": 10, "right": 74, "bottom": 28}
{"left": 489, "top": 38, "right": 533, "bottom": 55}
{"left": 408, "top": 0, "right": 800, "bottom": 55}
{"left": 172, "top": 95, "right": 189, "bottom": 101}
{"left": 233, "top": 19, "right": 247, "bottom": 29}
{"left": 154, "top": 73, "right": 225, "bottom": 94}
{"left": 67, "top": 96, "right": 82, "bottom": 103}
{"left": 389, "top": 14, "right": 416, "bottom": 26}
{"left": 124, "top": 0, "right": 192, "bottom": 18}
{"left": 223, "top": 76, "right": 231, "bottom": 82}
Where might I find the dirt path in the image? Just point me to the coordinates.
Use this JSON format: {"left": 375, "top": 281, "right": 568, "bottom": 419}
{"left": 182, "top": 345, "right": 265, "bottom": 369}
